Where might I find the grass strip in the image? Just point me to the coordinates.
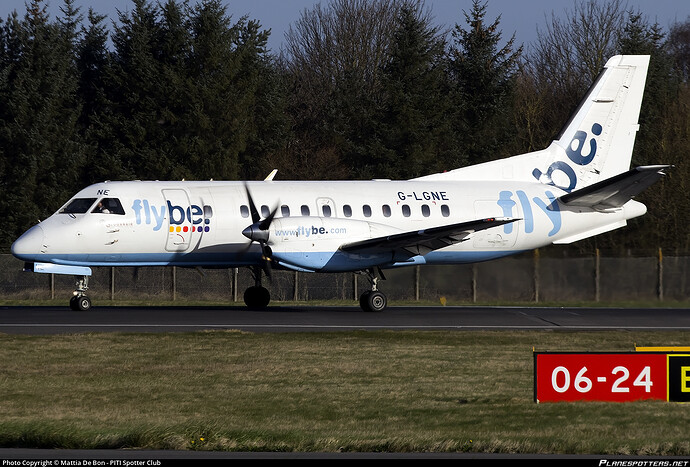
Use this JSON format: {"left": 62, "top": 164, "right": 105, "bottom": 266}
{"left": 0, "top": 330, "right": 688, "bottom": 455}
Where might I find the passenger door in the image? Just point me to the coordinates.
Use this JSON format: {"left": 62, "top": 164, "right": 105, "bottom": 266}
{"left": 163, "top": 189, "right": 191, "bottom": 252}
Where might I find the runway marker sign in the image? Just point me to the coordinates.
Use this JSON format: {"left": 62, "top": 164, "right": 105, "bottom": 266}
{"left": 534, "top": 351, "right": 690, "bottom": 403}
{"left": 667, "top": 354, "right": 690, "bottom": 402}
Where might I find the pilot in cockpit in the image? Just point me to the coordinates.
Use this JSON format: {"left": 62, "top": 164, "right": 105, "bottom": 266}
{"left": 96, "top": 201, "right": 110, "bottom": 214}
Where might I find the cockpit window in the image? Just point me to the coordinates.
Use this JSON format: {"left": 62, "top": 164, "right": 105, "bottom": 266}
{"left": 60, "top": 198, "right": 97, "bottom": 214}
{"left": 92, "top": 198, "right": 125, "bottom": 215}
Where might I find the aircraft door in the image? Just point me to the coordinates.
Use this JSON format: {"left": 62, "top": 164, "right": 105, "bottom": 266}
{"left": 163, "top": 189, "right": 192, "bottom": 252}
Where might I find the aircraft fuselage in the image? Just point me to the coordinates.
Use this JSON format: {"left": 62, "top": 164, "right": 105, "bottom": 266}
{"left": 12, "top": 178, "right": 644, "bottom": 273}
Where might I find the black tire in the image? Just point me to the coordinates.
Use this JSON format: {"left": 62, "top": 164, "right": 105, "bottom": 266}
{"left": 70, "top": 295, "right": 91, "bottom": 311}
{"left": 244, "top": 286, "right": 270, "bottom": 310}
{"left": 359, "top": 290, "right": 371, "bottom": 311}
{"left": 360, "top": 290, "right": 387, "bottom": 312}
{"left": 367, "top": 291, "right": 387, "bottom": 312}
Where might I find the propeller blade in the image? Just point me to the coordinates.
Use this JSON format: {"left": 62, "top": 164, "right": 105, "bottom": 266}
{"left": 260, "top": 243, "right": 273, "bottom": 278}
{"left": 244, "top": 182, "right": 261, "bottom": 224}
{"left": 259, "top": 205, "right": 278, "bottom": 231}
{"left": 242, "top": 183, "right": 280, "bottom": 279}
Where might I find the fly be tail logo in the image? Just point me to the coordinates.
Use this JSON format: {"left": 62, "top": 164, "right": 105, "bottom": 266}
{"left": 532, "top": 123, "right": 603, "bottom": 192}
{"left": 132, "top": 199, "right": 213, "bottom": 232}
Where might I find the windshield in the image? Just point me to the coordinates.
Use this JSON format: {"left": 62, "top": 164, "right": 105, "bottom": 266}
{"left": 59, "top": 198, "right": 97, "bottom": 214}
{"left": 92, "top": 198, "right": 125, "bottom": 215}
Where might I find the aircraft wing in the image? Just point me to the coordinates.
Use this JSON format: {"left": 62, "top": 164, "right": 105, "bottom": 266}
{"left": 559, "top": 165, "right": 670, "bottom": 208}
{"left": 340, "top": 217, "right": 519, "bottom": 257}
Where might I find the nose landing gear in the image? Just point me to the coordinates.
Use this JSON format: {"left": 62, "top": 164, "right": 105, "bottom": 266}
{"left": 69, "top": 276, "right": 91, "bottom": 311}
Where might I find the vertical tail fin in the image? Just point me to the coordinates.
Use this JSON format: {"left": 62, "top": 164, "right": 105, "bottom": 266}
{"left": 415, "top": 56, "right": 650, "bottom": 190}
{"left": 533, "top": 55, "right": 650, "bottom": 191}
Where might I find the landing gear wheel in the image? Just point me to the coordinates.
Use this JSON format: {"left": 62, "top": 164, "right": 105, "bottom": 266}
{"left": 244, "top": 286, "right": 270, "bottom": 310}
{"left": 359, "top": 291, "right": 371, "bottom": 311}
{"left": 70, "top": 295, "right": 91, "bottom": 311}
{"left": 360, "top": 290, "right": 387, "bottom": 312}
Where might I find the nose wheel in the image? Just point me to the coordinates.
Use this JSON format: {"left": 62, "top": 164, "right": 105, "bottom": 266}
{"left": 69, "top": 275, "right": 92, "bottom": 311}
{"left": 70, "top": 294, "right": 92, "bottom": 311}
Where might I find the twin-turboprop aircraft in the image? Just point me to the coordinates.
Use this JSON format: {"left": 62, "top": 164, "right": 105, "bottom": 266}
{"left": 12, "top": 55, "right": 668, "bottom": 311}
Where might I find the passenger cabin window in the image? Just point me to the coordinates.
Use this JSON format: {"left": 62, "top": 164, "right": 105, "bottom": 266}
{"left": 363, "top": 205, "right": 372, "bottom": 217}
{"left": 261, "top": 205, "right": 270, "bottom": 218}
{"left": 281, "top": 205, "right": 290, "bottom": 217}
{"left": 382, "top": 205, "right": 391, "bottom": 217}
{"left": 402, "top": 205, "right": 411, "bottom": 217}
{"left": 322, "top": 205, "right": 332, "bottom": 217}
{"left": 60, "top": 198, "right": 97, "bottom": 214}
{"left": 93, "top": 198, "right": 125, "bottom": 215}
{"left": 441, "top": 204, "right": 450, "bottom": 217}
{"left": 343, "top": 205, "right": 352, "bottom": 217}
{"left": 301, "top": 205, "right": 310, "bottom": 216}
{"left": 240, "top": 205, "right": 250, "bottom": 218}
{"left": 422, "top": 205, "right": 431, "bottom": 217}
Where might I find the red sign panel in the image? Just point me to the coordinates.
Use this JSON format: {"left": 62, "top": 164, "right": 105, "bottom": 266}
{"left": 534, "top": 353, "right": 668, "bottom": 402}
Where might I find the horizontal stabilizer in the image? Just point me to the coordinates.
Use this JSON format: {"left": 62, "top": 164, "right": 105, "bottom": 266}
{"left": 559, "top": 165, "right": 669, "bottom": 208}
{"left": 341, "top": 217, "right": 518, "bottom": 257}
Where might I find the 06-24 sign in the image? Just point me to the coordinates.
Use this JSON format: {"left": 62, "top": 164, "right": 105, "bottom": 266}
{"left": 534, "top": 353, "right": 670, "bottom": 402}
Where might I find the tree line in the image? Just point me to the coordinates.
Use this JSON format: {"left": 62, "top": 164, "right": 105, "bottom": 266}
{"left": 1, "top": 0, "right": 689, "bottom": 254}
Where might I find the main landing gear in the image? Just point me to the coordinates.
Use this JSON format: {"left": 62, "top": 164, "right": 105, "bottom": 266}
{"left": 244, "top": 266, "right": 271, "bottom": 310}
{"left": 69, "top": 275, "right": 92, "bottom": 311}
{"left": 359, "top": 268, "right": 387, "bottom": 312}
{"left": 241, "top": 266, "right": 388, "bottom": 312}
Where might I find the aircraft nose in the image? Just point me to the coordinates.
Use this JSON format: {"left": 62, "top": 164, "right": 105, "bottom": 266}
{"left": 11, "top": 224, "right": 46, "bottom": 260}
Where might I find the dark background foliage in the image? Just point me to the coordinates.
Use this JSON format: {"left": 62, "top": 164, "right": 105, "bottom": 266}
{"left": 1, "top": 0, "right": 688, "bottom": 253}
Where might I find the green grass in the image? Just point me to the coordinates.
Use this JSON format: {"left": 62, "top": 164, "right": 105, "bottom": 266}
{"left": 0, "top": 330, "right": 689, "bottom": 454}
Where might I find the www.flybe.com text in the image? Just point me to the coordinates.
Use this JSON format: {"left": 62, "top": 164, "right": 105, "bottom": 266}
{"left": 274, "top": 225, "right": 347, "bottom": 237}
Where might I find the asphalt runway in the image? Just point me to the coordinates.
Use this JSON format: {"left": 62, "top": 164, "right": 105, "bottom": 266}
{"left": 0, "top": 304, "right": 689, "bottom": 334}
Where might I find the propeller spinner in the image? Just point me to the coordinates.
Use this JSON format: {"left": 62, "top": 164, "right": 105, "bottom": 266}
{"left": 241, "top": 183, "right": 278, "bottom": 275}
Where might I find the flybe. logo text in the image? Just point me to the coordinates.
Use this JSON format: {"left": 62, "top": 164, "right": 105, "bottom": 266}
{"left": 498, "top": 190, "right": 561, "bottom": 237}
{"left": 532, "top": 123, "right": 603, "bottom": 192}
{"left": 132, "top": 199, "right": 212, "bottom": 232}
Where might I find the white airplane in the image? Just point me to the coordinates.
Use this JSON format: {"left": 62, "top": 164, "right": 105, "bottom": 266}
{"left": 11, "top": 55, "right": 668, "bottom": 312}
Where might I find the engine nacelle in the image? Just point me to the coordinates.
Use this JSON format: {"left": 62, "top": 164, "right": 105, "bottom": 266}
{"left": 267, "top": 217, "right": 399, "bottom": 272}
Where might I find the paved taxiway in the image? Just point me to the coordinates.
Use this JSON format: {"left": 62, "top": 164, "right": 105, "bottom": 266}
{"left": 0, "top": 304, "right": 688, "bottom": 334}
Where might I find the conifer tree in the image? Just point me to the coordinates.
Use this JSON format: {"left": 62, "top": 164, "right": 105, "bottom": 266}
{"left": 447, "top": 0, "right": 522, "bottom": 165}
{"left": 107, "top": 0, "right": 172, "bottom": 179}
{"left": 0, "top": 0, "right": 84, "bottom": 243}
{"left": 377, "top": 4, "right": 455, "bottom": 178}
{"left": 184, "top": 1, "right": 266, "bottom": 180}
{"left": 76, "top": 8, "right": 123, "bottom": 185}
